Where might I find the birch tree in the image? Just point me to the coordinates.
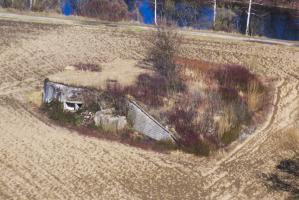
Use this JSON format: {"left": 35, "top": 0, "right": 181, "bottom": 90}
{"left": 246, "top": 0, "right": 252, "bottom": 35}
{"left": 213, "top": 0, "right": 217, "bottom": 28}
{"left": 154, "top": 0, "right": 157, "bottom": 25}
{"left": 29, "top": 0, "right": 33, "bottom": 10}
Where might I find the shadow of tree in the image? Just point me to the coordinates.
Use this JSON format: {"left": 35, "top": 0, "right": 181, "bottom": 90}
{"left": 277, "top": 159, "right": 299, "bottom": 177}
{"left": 262, "top": 156, "right": 299, "bottom": 200}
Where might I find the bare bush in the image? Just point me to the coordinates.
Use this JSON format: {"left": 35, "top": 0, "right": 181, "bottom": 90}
{"left": 73, "top": 63, "right": 102, "bottom": 72}
{"left": 103, "top": 80, "right": 128, "bottom": 116}
{"left": 78, "top": 0, "right": 129, "bottom": 21}
{"left": 82, "top": 91, "right": 101, "bottom": 112}
{"left": 217, "top": 104, "right": 237, "bottom": 139}
{"left": 32, "top": 0, "right": 60, "bottom": 12}
{"left": 214, "top": 7, "right": 238, "bottom": 32}
{"left": 246, "top": 80, "right": 265, "bottom": 112}
{"left": 211, "top": 64, "right": 256, "bottom": 92}
{"left": 8, "top": 0, "right": 27, "bottom": 9}
{"left": 167, "top": 58, "right": 267, "bottom": 149}
{"left": 167, "top": 93, "right": 215, "bottom": 155}
{"left": 175, "top": 56, "right": 216, "bottom": 81}
{"left": 0, "top": 0, "right": 60, "bottom": 11}
{"left": 146, "top": 26, "right": 185, "bottom": 93}
{"left": 126, "top": 73, "right": 168, "bottom": 107}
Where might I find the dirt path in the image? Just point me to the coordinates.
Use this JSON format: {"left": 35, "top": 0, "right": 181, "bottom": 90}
{"left": 0, "top": 17, "right": 298, "bottom": 200}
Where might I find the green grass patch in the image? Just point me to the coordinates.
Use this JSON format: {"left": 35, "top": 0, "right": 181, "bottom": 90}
{"left": 41, "top": 100, "right": 83, "bottom": 126}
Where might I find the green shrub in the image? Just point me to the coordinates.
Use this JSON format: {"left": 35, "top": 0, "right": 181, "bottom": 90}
{"left": 221, "top": 126, "right": 241, "bottom": 145}
{"left": 41, "top": 100, "right": 83, "bottom": 126}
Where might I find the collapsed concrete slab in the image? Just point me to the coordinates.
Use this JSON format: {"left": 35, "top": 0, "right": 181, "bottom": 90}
{"left": 127, "top": 100, "right": 176, "bottom": 143}
{"left": 43, "top": 79, "right": 85, "bottom": 112}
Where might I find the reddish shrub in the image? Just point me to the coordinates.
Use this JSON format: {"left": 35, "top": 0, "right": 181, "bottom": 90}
{"left": 175, "top": 56, "right": 216, "bottom": 77}
{"left": 73, "top": 63, "right": 101, "bottom": 72}
{"left": 218, "top": 86, "right": 239, "bottom": 102}
{"left": 167, "top": 94, "right": 208, "bottom": 149}
{"left": 168, "top": 105, "right": 198, "bottom": 138}
{"left": 127, "top": 73, "right": 168, "bottom": 107}
{"left": 104, "top": 80, "right": 128, "bottom": 115}
{"left": 211, "top": 64, "right": 255, "bottom": 91}
{"left": 167, "top": 101, "right": 213, "bottom": 156}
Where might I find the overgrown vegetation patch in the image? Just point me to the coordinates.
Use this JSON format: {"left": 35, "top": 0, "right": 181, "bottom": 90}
{"left": 130, "top": 26, "right": 270, "bottom": 156}
{"left": 40, "top": 26, "right": 270, "bottom": 157}
{"left": 41, "top": 100, "right": 84, "bottom": 126}
{"left": 40, "top": 84, "right": 177, "bottom": 153}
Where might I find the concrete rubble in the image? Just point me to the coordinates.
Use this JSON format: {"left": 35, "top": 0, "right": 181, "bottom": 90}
{"left": 43, "top": 79, "right": 176, "bottom": 142}
{"left": 94, "top": 109, "right": 128, "bottom": 132}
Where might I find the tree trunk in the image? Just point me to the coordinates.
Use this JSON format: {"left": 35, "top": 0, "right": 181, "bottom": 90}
{"left": 154, "top": 0, "right": 157, "bottom": 25}
{"left": 246, "top": 0, "right": 252, "bottom": 35}
{"left": 213, "top": 0, "right": 217, "bottom": 28}
{"left": 29, "top": 0, "right": 33, "bottom": 10}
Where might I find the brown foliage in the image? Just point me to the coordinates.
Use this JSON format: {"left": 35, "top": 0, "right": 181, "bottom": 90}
{"left": 166, "top": 57, "right": 267, "bottom": 150}
{"left": 78, "top": 0, "right": 129, "bottom": 21}
{"left": 73, "top": 63, "right": 102, "bottom": 72}
{"left": 145, "top": 27, "right": 185, "bottom": 92}
{"left": 126, "top": 73, "right": 168, "bottom": 107}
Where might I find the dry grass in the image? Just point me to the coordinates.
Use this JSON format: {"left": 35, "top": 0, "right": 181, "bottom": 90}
{"left": 175, "top": 56, "right": 216, "bottom": 81}
{"left": 247, "top": 80, "right": 265, "bottom": 113}
{"left": 169, "top": 57, "right": 266, "bottom": 147}
{"left": 48, "top": 59, "right": 149, "bottom": 89}
{"left": 279, "top": 128, "right": 299, "bottom": 152}
{"left": 26, "top": 90, "right": 43, "bottom": 107}
{"left": 216, "top": 105, "right": 237, "bottom": 139}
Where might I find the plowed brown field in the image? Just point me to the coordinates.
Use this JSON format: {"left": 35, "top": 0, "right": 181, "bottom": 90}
{"left": 0, "top": 16, "right": 298, "bottom": 200}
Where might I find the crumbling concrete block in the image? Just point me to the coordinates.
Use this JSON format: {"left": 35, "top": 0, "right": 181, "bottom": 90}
{"left": 94, "top": 111, "right": 127, "bottom": 132}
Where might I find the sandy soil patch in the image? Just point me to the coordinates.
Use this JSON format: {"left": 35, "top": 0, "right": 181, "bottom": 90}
{"left": 48, "top": 59, "right": 149, "bottom": 89}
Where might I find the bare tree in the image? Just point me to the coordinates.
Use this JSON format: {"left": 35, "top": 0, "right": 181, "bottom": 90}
{"left": 154, "top": 0, "right": 157, "bottom": 25}
{"left": 213, "top": 0, "right": 217, "bottom": 28}
{"left": 246, "top": 0, "right": 253, "bottom": 35}
{"left": 146, "top": 26, "right": 183, "bottom": 92}
{"left": 29, "top": 0, "right": 33, "bottom": 10}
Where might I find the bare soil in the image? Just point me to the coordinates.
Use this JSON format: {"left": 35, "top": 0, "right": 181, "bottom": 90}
{"left": 0, "top": 16, "right": 298, "bottom": 200}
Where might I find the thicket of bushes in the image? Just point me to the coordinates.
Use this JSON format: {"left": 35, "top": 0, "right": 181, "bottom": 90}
{"left": 214, "top": 7, "right": 238, "bottom": 32}
{"left": 0, "top": 0, "right": 130, "bottom": 21}
{"left": 77, "top": 0, "right": 130, "bottom": 21}
{"left": 145, "top": 26, "right": 186, "bottom": 93}
{"left": 0, "top": 0, "right": 60, "bottom": 12}
{"left": 38, "top": 24, "right": 268, "bottom": 156}
{"left": 136, "top": 26, "right": 268, "bottom": 156}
